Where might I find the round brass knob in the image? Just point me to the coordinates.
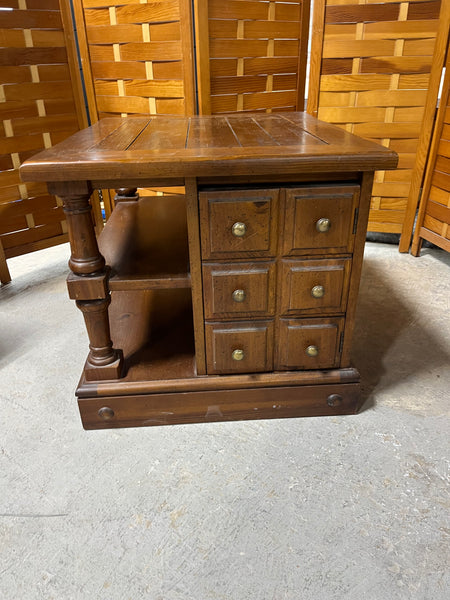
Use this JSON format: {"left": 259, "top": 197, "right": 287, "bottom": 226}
{"left": 98, "top": 406, "right": 115, "bottom": 420}
{"left": 306, "top": 345, "right": 319, "bottom": 357}
{"left": 232, "top": 289, "right": 246, "bottom": 303}
{"left": 231, "top": 222, "right": 247, "bottom": 237}
{"left": 311, "top": 285, "right": 325, "bottom": 299}
{"left": 327, "top": 394, "right": 343, "bottom": 407}
{"left": 232, "top": 349, "right": 245, "bottom": 361}
{"left": 316, "top": 217, "right": 331, "bottom": 233}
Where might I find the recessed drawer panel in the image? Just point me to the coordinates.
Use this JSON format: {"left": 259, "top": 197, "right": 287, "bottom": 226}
{"left": 279, "top": 258, "right": 351, "bottom": 316}
{"left": 203, "top": 261, "right": 276, "bottom": 319}
{"left": 276, "top": 317, "right": 344, "bottom": 370}
{"left": 200, "top": 189, "right": 278, "bottom": 259}
{"left": 206, "top": 321, "right": 274, "bottom": 374}
{"left": 282, "top": 185, "right": 359, "bottom": 256}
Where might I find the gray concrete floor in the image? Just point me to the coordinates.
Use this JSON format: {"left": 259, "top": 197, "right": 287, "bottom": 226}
{"left": 1, "top": 241, "right": 449, "bottom": 599}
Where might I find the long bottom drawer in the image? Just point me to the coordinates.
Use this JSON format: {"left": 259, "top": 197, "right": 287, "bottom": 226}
{"left": 78, "top": 382, "right": 361, "bottom": 429}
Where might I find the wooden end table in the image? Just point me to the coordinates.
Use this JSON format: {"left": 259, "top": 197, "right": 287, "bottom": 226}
{"left": 20, "top": 113, "right": 397, "bottom": 429}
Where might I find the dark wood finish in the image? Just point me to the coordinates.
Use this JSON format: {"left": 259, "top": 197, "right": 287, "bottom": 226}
{"left": 79, "top": 382, "right": 361, "bottom": 429}
{"left": 282, "top": 184, "right": 360, "bottom": 256}
{"left": 20, "top": 113, "right": 398, "bottom": 184}
{"left": 202, "top": 261, "right": 276, "bottom": 319}
{"left": 98, "top": 194, "right": 190, "bottom": 290}
{"left": 276, "top": 317, "right": 344, "bottom": 371}
{"left": 19, "top": 112, "right": 397, "bottom": 429}
{"left": 205, "top": 320, "right": 274, "bottom": 374}
{"left": 279, "top": 258, "right": 351, "bottom": 316}
{"left": 77, "top": 298, "right": 123, "bottom": 381}
{"left": 199, "top": 188, "right": 279, "bottom": 260}
{"left": 67, "top": 271, "right": 109, "bottom": 301}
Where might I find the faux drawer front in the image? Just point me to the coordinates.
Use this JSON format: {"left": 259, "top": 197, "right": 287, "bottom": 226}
{"left": 276, "top": 318, "right": 344, "bottom": 370}
{"left": 282, "top": 185, "right": 360, "bottom": 255}
{"left": 279, "top": 258, "right": 351, "bottom": 316}
{"left": 206, "top": 321, "right": 274, "bottom": 374}
{"left": 203, "top": 261, "right": 276, "bottom": 319}
{"left": 200, "top": 188, "right": 278, "bottom": 259}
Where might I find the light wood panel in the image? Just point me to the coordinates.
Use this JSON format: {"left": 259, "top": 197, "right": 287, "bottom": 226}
{"left": 0, "top": 0, "right": 87, "bottom": 283}
{"left": 411, "top": 46, "right": 450, "bottom": 255}
{"left": 73, "top": 0, "right": 195, "bottom": 207}
{"left": 307, "top": 0, "right": 442, "bottom": 235}
{"left": 74, "top": 0, "right": 195, "bottom": 121}
{"left": 195, "top": 0, "right": 310, "bottom": 114}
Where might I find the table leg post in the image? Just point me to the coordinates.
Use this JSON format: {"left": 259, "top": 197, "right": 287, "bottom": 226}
{"left": 114, "top": 187, "right": 139, "bottom": 205}
{"left": 49, "top": 181, "right": 124, "bottom": 381}
{"left": 76, "top": 298, "right": 123, "bottom": 381}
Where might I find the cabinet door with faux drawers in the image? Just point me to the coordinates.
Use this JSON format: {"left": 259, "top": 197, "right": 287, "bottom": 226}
{"left": 276, "top": 317, "right": 344, "bottom": 370}
{"left": 203, "top": 261, "right": 276, "bottom": 319}
{"left": 279, "top": 258, "right": 351, "bottom": 316}
{"left": 205, "top": 321, "right": 274, "bottom": 374}
{"left": 200, "top": 189, "right": 278, "bottom": 259}
{"left": 282, "top": 185, "right": 360, "bottom": 256}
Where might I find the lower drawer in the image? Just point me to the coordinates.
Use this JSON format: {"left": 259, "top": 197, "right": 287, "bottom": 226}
{"left": 205, "top": 320, "right": 274, "bottom": 374}
{"left": 276, "top": 317, "right": 344, "bottom": 370}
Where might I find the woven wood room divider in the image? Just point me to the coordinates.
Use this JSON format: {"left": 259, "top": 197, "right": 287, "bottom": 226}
{"left": 411, "top": 42, "right": 450, "bottom": 256}
{"left": 72, "top": 0, "right": 196, "bottom": 206}
{"left": 0, "top": 0, "right": 87, "bottom": 284}
{"left": 194, "top": 0, "right": 310, "bottom": 114}
{"left": 307, "top": 0, "right": 442, "bottom": 237}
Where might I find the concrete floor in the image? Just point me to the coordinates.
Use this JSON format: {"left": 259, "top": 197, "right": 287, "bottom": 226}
{"left": 0, "top": 241, "right": 449, "bottom": 599}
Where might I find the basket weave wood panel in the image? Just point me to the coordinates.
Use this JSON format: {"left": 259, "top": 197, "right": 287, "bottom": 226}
{"left": 307, "top": 0, "right": 441, "bottom": 234}
{"left": 195, "top": 0, "right": 310, "bottom": 114}
{"left": 76, "top": 0, "right": 195, "bottom": 120}
{"left": 0, "top": 0, "right": 87, "bottom": 283}
{"left": 412, "top": 45, "right": 450, "bottom": 254}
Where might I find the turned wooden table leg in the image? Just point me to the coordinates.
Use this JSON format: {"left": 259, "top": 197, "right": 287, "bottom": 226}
{"left": 114, "top": 187, "right": 138, "bottom": 204}
{"left": 49, "top": 181, "right": 124, "bottom": 381}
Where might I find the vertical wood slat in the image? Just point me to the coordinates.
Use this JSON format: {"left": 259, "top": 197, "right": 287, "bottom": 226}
{"left": 411, "top": 36, "right": 450, "bottom": 256}
{"left": 307, "top": 0, "right": 443, "bottom": 236}
{"left": 400, "top": 1, "right": 450, "bottom": 251}
{"left": 0, "top": 0, "right": 87, "bottom": 281}
{"left": 196, "top": 0, "right": 310, "bottom": 115}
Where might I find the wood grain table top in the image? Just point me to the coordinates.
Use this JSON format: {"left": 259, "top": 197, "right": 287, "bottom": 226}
{"left": 20, "top": 112, "right": 398, "bottom": 182}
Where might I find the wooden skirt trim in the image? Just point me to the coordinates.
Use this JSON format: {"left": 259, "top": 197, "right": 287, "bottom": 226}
{"left": 78, "top": 382, "right": 361, "bottom": 429}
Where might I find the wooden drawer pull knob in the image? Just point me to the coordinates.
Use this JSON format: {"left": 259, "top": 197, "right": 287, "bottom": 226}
{"left": 232, "top": 349, "right": 245, "bottom": 361}
{"left": 316, "top": 217, "right": 331, "bottom": 233}
{"left": 98, "top": 407, "right": 115, "bottom": 420}
{"left": 327, "top": 394, "right": 343, "bottom": 407}
{"left": 311, "top": 285, "right": 325, "bottom": 298}
{"left": 306, "top": 345, "right": 319, "bottom": 357}
{"left": 232, "top": 289, "right": 246, "bottom": 302}
{"left": 231, "top": 222, "right": 247, "bottom": 237}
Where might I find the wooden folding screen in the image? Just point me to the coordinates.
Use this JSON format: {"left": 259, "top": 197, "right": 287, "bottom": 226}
{"left": 195, "top": 0, "right": 310, "bottom": 114}
{"left": 0, "top": 0, "right": 87, "bottom": 284}
{"left": 307, "top": 0, "right": 442, "bottom": 235}
{"left": 411, "top": 47, "right": 450, "bottom": 255}
{"left": 73, "top": 0, "right": 195, "bottom": 121}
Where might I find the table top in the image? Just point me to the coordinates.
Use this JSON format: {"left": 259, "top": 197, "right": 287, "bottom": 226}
{"left": 20, "top": 112, "right": 397, "bottom": 183}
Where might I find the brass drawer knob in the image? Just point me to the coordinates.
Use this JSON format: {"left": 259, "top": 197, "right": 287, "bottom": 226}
{"left": 232, "top": 221, "right": 247, "bottom": 237}
{"left": 306, "top": 345, "right": 319, "bottom": 357}
{"left": 316, "top": 217, "right": 331, "bottom": 233}
{"left": 232, "top": 349, "right": 245, "bottom": 361}
{"left": 311, "top": 285, "right": 325, "bottom": 298}
{"left": 98, "top": 406, "right": 115, "bottom": 420}
{"left": 232, "top": 289, "right": 246, "bottom": 302}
